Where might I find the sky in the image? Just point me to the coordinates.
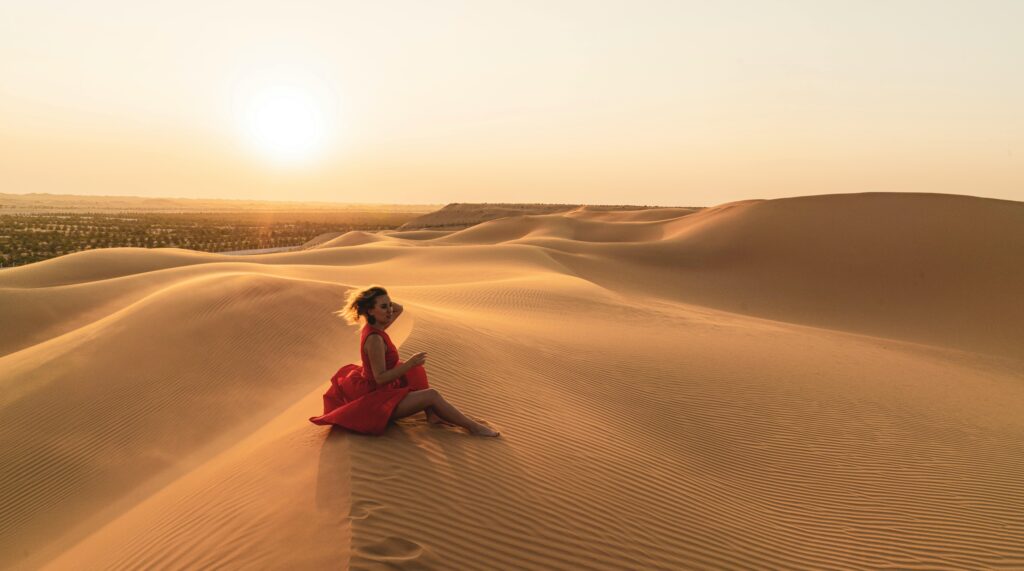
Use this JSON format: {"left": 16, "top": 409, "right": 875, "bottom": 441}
{"left": 1, "top": 0, "right": 1021, "bottom": 207}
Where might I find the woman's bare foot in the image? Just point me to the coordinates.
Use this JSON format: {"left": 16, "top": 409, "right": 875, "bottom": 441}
{"left": 468, "top": 421, "right": 500, "bottom": 437}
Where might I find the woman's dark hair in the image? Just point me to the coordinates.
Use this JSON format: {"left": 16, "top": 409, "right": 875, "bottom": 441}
{"left": 336, "top": 285, "right": 388, "bottom": 325}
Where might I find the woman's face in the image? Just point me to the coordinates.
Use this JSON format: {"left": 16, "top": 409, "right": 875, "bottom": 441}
{"left": 367, "top": 294, "right": 393, "bottom": 326}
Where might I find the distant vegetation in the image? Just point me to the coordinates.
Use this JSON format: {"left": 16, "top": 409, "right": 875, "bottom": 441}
{"left": 0, "top": 210, "right": 425, "bottom": 267}
{"left": 0, "top": 193, "right": 695, "bottom": 267}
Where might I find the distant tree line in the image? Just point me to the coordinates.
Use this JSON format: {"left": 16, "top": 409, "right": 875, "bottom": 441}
{"left": 0, "top": 210, "right": 419, "bottom": 267}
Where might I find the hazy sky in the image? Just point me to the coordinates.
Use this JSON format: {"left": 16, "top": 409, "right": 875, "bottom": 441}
{"left": 1, "top": 1, "right": 1021, "bottom": 206}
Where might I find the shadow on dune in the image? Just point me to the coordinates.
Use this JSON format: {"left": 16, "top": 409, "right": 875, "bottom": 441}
{"left": 315, "top": 427, "right": 352, "bottom": 516}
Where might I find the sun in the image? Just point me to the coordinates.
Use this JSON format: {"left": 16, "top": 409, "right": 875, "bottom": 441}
{"left": 236, "top": 81, "right": 334, "bottom": 167}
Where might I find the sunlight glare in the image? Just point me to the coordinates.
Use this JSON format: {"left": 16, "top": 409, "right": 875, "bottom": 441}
{"left": 234, "top": 76, "right": 338, "bottom": 167}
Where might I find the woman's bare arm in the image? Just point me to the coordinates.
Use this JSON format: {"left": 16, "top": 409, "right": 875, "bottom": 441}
{"left": 391, "top": 302, "right": 404, "bottom": 322}
{"left": 364, "top": 335, "right": 412, "bottom": 387}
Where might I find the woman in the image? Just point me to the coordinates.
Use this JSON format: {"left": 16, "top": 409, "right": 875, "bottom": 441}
{"left": 309, "top": 285, "right": 500, "bottom": 437}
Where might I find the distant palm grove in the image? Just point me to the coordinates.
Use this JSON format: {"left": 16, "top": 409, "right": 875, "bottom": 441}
{"left": 0, "top": 210, "right": 420, "bottom": 267}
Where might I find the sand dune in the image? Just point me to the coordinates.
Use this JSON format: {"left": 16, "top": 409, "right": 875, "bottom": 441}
{"left": 397, "top": 202, "right": 691, "bottom": 230}
{"left": 396, "top": 203, "right": 584, "bottom": 230}
{"left": 2, "top": 192, "right": 1022, "bottom": 569}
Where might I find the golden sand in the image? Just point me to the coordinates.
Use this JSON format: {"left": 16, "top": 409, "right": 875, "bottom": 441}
{"left": 1, "top": 192, "right": 1022, "bottom": 569}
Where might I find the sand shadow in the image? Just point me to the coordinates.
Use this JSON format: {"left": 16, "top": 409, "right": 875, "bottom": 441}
{"left": 314, "top": 426, "right": 353, "bottom": 514}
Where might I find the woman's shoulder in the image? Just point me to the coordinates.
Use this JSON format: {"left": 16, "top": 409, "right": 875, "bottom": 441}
{"left": 360, "top": 325, "right": 389, "bottom": 343}
{"left": 361, "top": 329, "right": 385, "bottom": 354}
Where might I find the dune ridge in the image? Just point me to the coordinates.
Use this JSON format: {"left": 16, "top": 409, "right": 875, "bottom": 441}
{"left": 1, "top": 192, "right": 1022, "bottom": 570}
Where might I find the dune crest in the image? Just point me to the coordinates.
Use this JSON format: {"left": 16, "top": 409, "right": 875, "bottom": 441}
{"left": 2, "top": 192, "right": 1022, "bottom": 569}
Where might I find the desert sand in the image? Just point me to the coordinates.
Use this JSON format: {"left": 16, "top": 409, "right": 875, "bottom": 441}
{"left": 1, "top": 192, "right": 1022, "bottom": 570}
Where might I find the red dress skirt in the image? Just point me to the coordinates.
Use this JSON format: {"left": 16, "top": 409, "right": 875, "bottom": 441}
{"left": 309, "top": 324, "right": 430, "bottom": 435}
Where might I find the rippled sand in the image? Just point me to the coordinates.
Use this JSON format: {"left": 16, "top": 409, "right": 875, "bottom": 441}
{"left": 2, "top": 192, "right": 1022, "bottom": 570}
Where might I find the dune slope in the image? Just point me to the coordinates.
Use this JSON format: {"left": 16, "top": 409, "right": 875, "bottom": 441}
{"left": 1, "top": 192, "right": 1021, "bottom": 570}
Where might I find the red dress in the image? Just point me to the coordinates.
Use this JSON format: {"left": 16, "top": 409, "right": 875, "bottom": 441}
{"left": 309, "top": 323, "right": 430, "bottom": 435}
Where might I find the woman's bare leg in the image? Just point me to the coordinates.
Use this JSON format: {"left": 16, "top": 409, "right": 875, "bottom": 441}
{"left": 390, "top": 389, "right": 499, "bottom": 436}
{"left": 401, "top": 366, "right": 447, "bottom": 424}
{"left": 425, "top": 406, "right": 453, "bottom": 426}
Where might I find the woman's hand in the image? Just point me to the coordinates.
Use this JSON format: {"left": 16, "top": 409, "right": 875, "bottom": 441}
{"left": 407, "top": 351, "right": 427, "bottom": 367}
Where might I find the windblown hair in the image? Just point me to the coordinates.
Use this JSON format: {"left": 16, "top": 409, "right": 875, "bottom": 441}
{"left": 336, "top": 285, "right": 389, "bottom": 326}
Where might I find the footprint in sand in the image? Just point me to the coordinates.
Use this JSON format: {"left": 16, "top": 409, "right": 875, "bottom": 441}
{"left": 357, "top": 536, "right": 424, "bottom": 562}
{"left": 349, "top": 499, "right": 384, "bottom": 521}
